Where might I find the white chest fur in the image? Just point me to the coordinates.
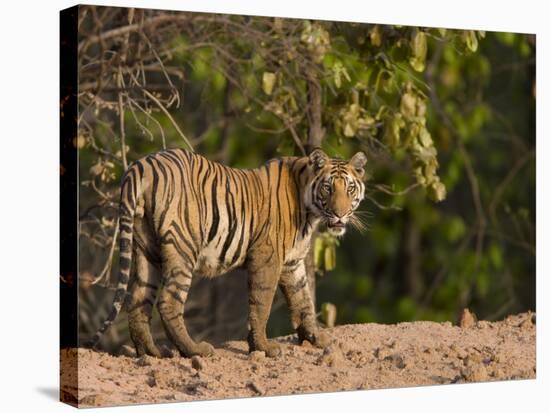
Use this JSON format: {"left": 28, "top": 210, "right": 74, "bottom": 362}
{"left": 284, "top": 217, "right": 319, "bottom": 265}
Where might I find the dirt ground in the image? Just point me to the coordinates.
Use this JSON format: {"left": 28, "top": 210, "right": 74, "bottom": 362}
{"left": 61, "top": 311, "right": 536, "bottom": 408}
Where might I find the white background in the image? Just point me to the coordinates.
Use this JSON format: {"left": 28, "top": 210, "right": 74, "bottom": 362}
{"left": 0, "top": 0, "right": 547, "bottom": 411}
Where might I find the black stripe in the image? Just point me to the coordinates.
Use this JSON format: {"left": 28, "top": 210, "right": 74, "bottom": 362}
{"left": 145, "top": 157, "right": 159, "bottom": 217}
{"left": 229, "top": 175, "right": 247, "bottom": 267}
{"left": 207, "top": 174, "right": 220, "bottom": 243}
{"left": 275, "top": 160, "right": 284, "bottom": 257}
{"left": 170, "top": 221, "right": 197, "bottom": 260}
{"left": 120, "top": 256, "right": 131, "bottom": 271}
{"left": 220, "top": 171, "right": 238, "bottom": 263}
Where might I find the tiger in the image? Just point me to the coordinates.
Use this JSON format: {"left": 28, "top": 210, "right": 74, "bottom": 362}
{"left": 86, "top": 147, "right": 367, "bottom": 358}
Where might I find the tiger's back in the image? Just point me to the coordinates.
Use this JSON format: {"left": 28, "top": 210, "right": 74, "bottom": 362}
{"left": 132, "top": 149, "right": 314, "bottom": 276}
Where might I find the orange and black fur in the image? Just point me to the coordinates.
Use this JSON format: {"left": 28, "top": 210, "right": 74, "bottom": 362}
{"left": 86, "top": 148, "right": 367, "bottom": 357}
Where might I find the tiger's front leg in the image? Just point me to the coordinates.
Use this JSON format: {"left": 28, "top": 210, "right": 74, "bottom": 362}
{"left": 246, "top": 256, "right": 282, "bottom": 358}
{"left": 279, "top": 260, "right": 330, "bottom": 349}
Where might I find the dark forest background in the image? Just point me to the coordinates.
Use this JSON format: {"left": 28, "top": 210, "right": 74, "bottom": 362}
{"left": 74, "top": 6, "right": 535, "bottom": 351}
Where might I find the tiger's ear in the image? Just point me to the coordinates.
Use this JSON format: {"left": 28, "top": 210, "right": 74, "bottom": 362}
{"left": 308, "top": 148, "right": 329, "bottom": 171}
{"left": 349, "top": 151, "right": 367, "bottom": 177}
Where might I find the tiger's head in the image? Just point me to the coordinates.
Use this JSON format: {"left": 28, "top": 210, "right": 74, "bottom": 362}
{"left": 305, "top": 148, "right": 367, "bottom": 237}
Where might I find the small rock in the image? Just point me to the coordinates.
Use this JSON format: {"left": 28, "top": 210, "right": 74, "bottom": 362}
{"left": 338, "top": 341, "right": 350, "bottom": 354}
{"left": 383, "top": 338, "right": 396, "bottom": 348}
{"left": 374, "top": 347, "right": 391, "bottom": 360}
{"left": 461, "top": 365, "right": 489, "bottom": 382}
{"left": 79, "top": 394, "right": 105, "bottom": 406}
{"left": 317, "top": 345, "right": 344, "bottom": 367}
{"left": 98, "top": 360, "right": 111, "bottom": 369}
{"left": 459, "top": 308, "right": 477, "bottom": 328}
{"left": 493, "top": 368, "right": 506, "bottom": 378}
{"left": 146, "top": 376, "right": 156, "bottom": 387}
{"left": 136, "top": 355, "right": 153, "bottom": 367}
{"left": 248, "top": 381, "right": 265, "bottom": 395}
{"left": 477, "top": 321, "right": 490, "bottom": 329}
{"left": 191, "top": 355, "right": 204, "bottom": 370}
{"left": 464, "top": 353, "right": 482, "bottom": 367}
{"left": 388, "top": 354, "right": 406, "bottom": 369}
{"left": 249, "top": 351, "right": 266, "bottom": 361}
{"left": 519, "top": 317, "right": 534, "bottom": 330}
{"left": 301, "top": 340, "right": 313, "bottom": 348}
{"left": 118, "top": 345, "right": 136, "bottom": 358}
{"left": 449, "top": 343, "right": 467, "bottom": 359}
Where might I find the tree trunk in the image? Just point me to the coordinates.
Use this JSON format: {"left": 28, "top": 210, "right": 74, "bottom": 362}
{"left": 304, "top": 65, "right": 324, "bottom": 309}
{"left": 305, "top": 67, "right": 325, "bottom": 154}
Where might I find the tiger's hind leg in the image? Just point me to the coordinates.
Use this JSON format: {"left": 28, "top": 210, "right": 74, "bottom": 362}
{"left": 157, "top": 244, "right": 214, "bottom": 357}
{"left": 279, "top": 261, "right": 330, "bottom": 349}
{"left": 127, "top": 250, "right": 162, "bottom": 358}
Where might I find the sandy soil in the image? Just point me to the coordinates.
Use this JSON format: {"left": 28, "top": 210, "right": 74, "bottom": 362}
{"left": 61, "top": 311, "right": 536, "bottom": 407}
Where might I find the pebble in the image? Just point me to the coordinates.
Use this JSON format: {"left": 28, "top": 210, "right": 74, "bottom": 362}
{"left": 317, "top": 345, "right": 344, "bottom": 367}
{"left": 136, "top": 355, "right": 153, "bottom": 367}
{"left": 459, "top": 308, "right": 477, "bottom": 328}
{"left": 146, "top": 376, "right": 156, "bottom": 387}
{"left": 248, "top": 381, "right": 265, "bottom": 395}
{"left": 191, "top": 355, "right": 204, "bottom": 370}
{"left": 249, "top": 351, "right": 266, "bottom": 361}
{"left": 383, "top": 338, "right": 396, "bottom": 348}
{"left": 79, "top": 394, "right": 105, "bottom": 406}
{"left": 461, "top": 365, "right": 489, "bottom": 382}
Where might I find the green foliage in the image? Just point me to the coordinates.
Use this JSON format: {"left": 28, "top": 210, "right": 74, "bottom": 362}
{"left": 78, "top": 8, "right": 535, "bottom": 338}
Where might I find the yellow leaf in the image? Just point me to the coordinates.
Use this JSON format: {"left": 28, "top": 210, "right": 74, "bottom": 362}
{"left": 324, "top": 245, "right": 336, "bottom": 271}
{"left": 343, "top": 123, "right": 355, "bottom": 137}
{"left": 409, "top": 30, "right": 427, "bottom": 72}
{"left": 369, "top": 25, "right": 382, "bottom": 47}
{"left": 321, "top": 302, "right": 337, "bottom": 327}
{"left": 262, "top": 72, "right": 277, "bottom": 96}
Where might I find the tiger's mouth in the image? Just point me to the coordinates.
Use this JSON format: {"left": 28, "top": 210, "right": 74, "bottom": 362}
{"left": 326, "top": 220, "right": 346, "bottom": 236}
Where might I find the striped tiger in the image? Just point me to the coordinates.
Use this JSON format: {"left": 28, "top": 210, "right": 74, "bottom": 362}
{"left": 86, "top": 148, "right": 367, "bottom": 358}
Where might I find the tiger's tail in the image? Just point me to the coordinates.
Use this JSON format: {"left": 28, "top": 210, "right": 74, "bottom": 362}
{"left": 85, "top": 164, "right": 141, "bottom": 349}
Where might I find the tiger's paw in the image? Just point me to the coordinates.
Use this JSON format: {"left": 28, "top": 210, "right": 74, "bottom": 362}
{"left": 264, "top": 342, "right": 282, "bottom": 358}
{"left": 195, "top": 341, "right": 215, "bottom": 357}
{"left": 299, "top": 326, "right": 331, "bottom": 349}
{"left": 249, "top": 341, "right": 282, "bottom": 358}
{"left": 312, "top": 330, "right": 331, "bottom": 349}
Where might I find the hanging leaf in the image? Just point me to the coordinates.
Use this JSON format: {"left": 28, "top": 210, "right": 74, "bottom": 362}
{"left": 262, "top": 72, "right": 277, "bottom": 96}
{"left": 314, "top": 236, "right": 324, "bottom": 269}
{"left": 89, "top": 161, "right": 104, "bottom": 177}
{"left": 409, "top": 30, "right": 427, "bottom": 72}
{"left": 324, "top": 244, "right": 336, "bottom": 271}
{"left": 321, "top": 302, "right": 337, "bottom": 327}
{"left": 369, "top": 25, "right": 382, "bottom": 47}
{"left": 343, "top": 123, "right": 355, "bottom": 137}
{"left": 418, "top": 126, "right": 433, "bottom": 147}
{"left": 463, "top": 30, "right": 478, "bottom": 52}
{"left": 384, "top": 113, "right": 405, "bottom": 148}
{"left": 400, "top": 89, "right": 417, "bottom": 119}
{"left": 428, "top": 180, "right": 447, "bottom": 202}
